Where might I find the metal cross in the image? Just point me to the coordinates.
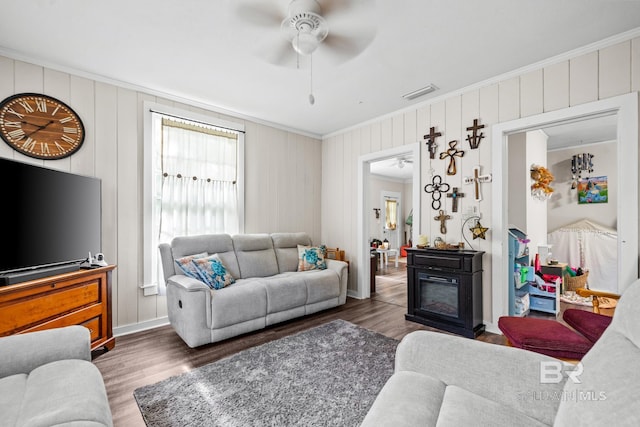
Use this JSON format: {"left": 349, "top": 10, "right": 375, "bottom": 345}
{"left": 439, "top": 140, "right": 464, "bottom": 175}
{"left": 464, "top": 165, "right": 493, "bottom": 201}
{"left": 447, "top": 187, "right": 465, "bottom": 212}
{"left": 466, "top": 118, "right": 486, "bottom": 149}
{"left": 434, "top": 210, "right": 452, "bottom": 234}
{"left": 424, "top": 174, "right": 450, "bottom": 210}
{"left": 423, "top": 126, "right": 442, "bottom": 159}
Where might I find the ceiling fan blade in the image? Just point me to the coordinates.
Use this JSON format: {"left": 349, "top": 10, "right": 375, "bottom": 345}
{"left": 321, "top": 0, "right": 371, "bottom": 18}
{"left": 235, "top": 2, "right": 285, "bottom": 27}
{"left": 321, "top": 29, "right": 376, "bottom": 63}
{"left": 260, "top": 39, "right": 297, "bottom": 67}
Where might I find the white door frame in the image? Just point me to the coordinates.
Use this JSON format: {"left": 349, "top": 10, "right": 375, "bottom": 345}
{"left": 491, "top": 93, "right": 638, "bottom": 324}
{"left": 357, "top": 143, "right": 421, "bottom": 299}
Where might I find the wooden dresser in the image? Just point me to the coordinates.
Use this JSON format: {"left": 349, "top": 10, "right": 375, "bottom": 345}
{"left": 0, "top": 265, "right": 116, "bottom": 352}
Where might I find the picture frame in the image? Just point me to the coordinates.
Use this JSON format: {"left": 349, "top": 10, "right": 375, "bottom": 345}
{"left": 577, "top": 176, "right": 608, "bottom": 204}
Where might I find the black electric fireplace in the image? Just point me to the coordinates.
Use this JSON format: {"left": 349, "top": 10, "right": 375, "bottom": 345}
{"left": 406, "top": 248, "right": 485, "bottom": 338}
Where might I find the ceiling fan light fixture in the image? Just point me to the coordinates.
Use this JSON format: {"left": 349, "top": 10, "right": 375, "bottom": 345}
{"left": 292, "top": 30, "right": 321, "bottom": 55}
{"left": 281, "top": 2, "right": 328, "bottom": 56}
{"left": 402, "top": 84, "right": 438, "bottom": 100}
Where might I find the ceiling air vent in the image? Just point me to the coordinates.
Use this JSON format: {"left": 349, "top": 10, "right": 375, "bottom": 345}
{"left": 402, "top": 84, "right": 438, "bottom": 100}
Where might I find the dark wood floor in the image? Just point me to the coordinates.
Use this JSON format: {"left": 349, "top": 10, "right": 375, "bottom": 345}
{"left": 96, "top": 260, "right": 595, "bottom": 426}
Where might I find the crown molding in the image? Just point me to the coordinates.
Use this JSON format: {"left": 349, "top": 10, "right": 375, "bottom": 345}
{"left": 0, "top": 46, "right": 322, "bottom": 141}
{"left": 323, "top": 26, "right": 640, "bottom": 140}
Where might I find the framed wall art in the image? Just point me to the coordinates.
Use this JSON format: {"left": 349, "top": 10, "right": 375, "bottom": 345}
{"left": 577, "top": 176, "right": 608, "bottom": 204}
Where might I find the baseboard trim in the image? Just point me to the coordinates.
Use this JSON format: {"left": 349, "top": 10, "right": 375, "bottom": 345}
{"left": 113, "top": 316, "right": 170, "bottom": 337}
{"left": 347, "top": 289, "right": 362, "bottom": 299}
{"left": 484, "top": 321, "right": 501, "bottom": 335}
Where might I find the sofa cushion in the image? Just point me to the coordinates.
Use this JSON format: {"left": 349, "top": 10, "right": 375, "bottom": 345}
{"left": 437, "top": 385, "right": 547, "bottom": 427}
{"left": 303, "top": 269, "right": 340, "bottom": 304}
{"left": 174, "top": 252, "right": 208, "bottom": 279}
{"left": 297, "top": 245, "right": 327, "bottom": 271}
{"left": 263, "top": 273, "right": 308, "bottom": 314}
{"left": 271, "top": 232, "right": 312, "bottom": 273}
{"left": 192, "top": 254, "right": 236, "bottom": 289}
{"left": 0, "top": 373, "right": 26, "bottom": 427}
{"left": 360, "top": 371, "right": 446, "bottom": 426}
{"left": 210, "top": 280, "right": 268, "bottom": 328}
{"left": 233, "top": 234, "right": 279, "bottom": 278}
{"left": 170, "top": 234, "right": 240, "bottom": 278}
{"left": 16, "top": 359, "right": 112, "bottom": 427}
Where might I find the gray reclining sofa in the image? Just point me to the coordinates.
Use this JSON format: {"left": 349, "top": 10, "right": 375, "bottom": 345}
{"left": 159, "top": 232, "right": 348, "bottom": 348}
{"left": 361, "top": 278, "right": 640, "bottom": 426}
{"left": 0, "top": 325, "right": 113, "bottom": 427}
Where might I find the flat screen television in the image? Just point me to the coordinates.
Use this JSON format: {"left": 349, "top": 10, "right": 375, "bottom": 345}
{"left": 0, "top": 157, "right": 101, "bottom": 285}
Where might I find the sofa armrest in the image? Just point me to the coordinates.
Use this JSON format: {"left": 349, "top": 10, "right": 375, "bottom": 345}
{"left": 0, "top": 325, "right": 91, "bottom": 378}
{"left": 167, "top": 274, "right": 210, "bottom": 291}
{"left": 325, "top": 259, "right": 347, "bottom": 275}
{"left": 325, "top": 259, "right": 348, "bottom": 303}
{"left": 395, "top": 331, "right": 569, "bottom": 426}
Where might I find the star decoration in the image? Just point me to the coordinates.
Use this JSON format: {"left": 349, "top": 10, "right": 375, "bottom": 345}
{"left": 470, "top": 219, "right": 489, "bottom": 240}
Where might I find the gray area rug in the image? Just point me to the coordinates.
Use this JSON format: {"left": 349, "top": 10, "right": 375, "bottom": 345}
{"left": 133, "top": 319, "right": 398, "bottom": 426}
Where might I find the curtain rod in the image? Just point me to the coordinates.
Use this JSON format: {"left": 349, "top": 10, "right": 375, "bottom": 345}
{"left": 149, "top": 109, "right": 246, "bottom": 134}
{"left": 162, "top": 172, "right": 236, "bottom": 184}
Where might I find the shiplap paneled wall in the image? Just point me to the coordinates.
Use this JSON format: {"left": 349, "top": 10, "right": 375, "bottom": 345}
{"left": 0, "top": 55, "right": 322, "bottom": 331}
{"left": 322, "top": 37, "right": 640, "bottom": 322}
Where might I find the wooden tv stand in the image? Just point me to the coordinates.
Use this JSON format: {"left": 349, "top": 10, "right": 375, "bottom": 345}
{"left": 0, "top": 265, "right": 116, "bottom": 352}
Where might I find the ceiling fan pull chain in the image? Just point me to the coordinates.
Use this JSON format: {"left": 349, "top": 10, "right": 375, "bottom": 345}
{"left": 309, "top": 54, "right": 315, "bottom": 105}
{"left": 296, "top": 33, "right": 300, "bottom": 69}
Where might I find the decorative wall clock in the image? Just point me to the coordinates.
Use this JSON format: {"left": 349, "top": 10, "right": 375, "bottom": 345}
{"left": 0, "top": 93, "right": 85, "bottom": 160}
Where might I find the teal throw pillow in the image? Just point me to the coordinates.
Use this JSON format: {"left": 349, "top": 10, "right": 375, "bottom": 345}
{"left": 191, "top": 254, "right": 236, "bottom": 290}
{"left": 297, "top": 245, "right": 327, "bottom": 271}
{"left": 174, "top": 252, "right": 208, "bottom": 278}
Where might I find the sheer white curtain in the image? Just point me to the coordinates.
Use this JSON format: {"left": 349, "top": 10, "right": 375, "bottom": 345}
{"left": 156, "top": 117, "right": 240, "bottom": 243}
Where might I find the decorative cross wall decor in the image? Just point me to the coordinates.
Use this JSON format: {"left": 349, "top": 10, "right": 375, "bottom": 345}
{"left": 447, "top": 187, "right": 465, "bottom": 212}
{"left": 466, "top": 118, "right": 485, "bottom": 149}
{"left": 423, "top": 126, "right": 442, "bottom": 159}
{"left": 424, "top": 174, "right": 450, "bottom": 210}
{"left": 439, "top": 140, "right": 464, "bottom": 175}
{"left": 434, "top": 210, "right": 452, "bottom": 234}
{"left": 464, "top": 165, "right": 492, "bottom": 201}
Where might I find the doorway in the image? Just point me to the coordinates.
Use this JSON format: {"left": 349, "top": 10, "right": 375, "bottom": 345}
{"left": 491, "top": 93, "right": 638, "bottom": 325}
{"left": 357, "top": 143, "right": 421, "bottom": 299}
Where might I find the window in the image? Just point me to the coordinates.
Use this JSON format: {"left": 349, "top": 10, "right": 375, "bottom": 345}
{"left": 144, "top": 103, "right": 245, "bottom": 292}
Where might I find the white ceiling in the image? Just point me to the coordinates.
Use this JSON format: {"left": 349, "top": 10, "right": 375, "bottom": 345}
{"left": 543, "top": 114, "right": 618, "bottom": 150}
{"left": 1, "top": 1, "right": 639, "bottom": 138}
{"left": 370, "top": 155, "right": 414, "bottom": 181}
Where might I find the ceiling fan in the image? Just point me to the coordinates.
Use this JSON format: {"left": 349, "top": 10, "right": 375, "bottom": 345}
{"left": 391, "top": 157, "right": 413, "bottom": 169}
{"left": 236, "top": 0, "right": 377, "bottom": 66}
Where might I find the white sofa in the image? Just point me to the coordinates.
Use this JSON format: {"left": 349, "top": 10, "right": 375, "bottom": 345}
{"left": 361, "top": 278, "right": 640, "bottom": 426}
{"left": 159, "top": 232, "right": 348, "bottom": 348}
